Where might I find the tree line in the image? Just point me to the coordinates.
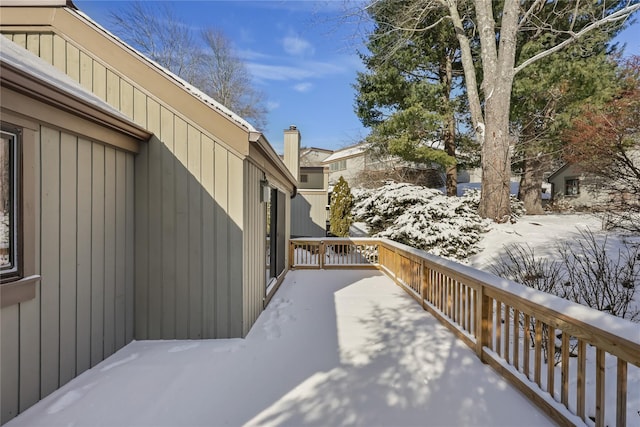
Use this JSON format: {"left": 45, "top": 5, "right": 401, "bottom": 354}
{"left": 354, "top": 0, "right": 640, "bottom": 222}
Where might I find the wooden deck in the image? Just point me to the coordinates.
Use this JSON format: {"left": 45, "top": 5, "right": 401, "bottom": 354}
{"left": 5, "top": 269, "right": 554, "bottom": 427}
{"left": 291, "top": 238, "right": 640, "bottom": 427}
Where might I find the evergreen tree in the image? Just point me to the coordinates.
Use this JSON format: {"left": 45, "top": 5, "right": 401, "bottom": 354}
{"left": 511, "top": 17, "right": 622, "bottom": 214}
{"left": 354, "top": 0, "right": 473, "bottom": 196}
{"left": 330, "top": 177, "right": 354, "bottom": 237}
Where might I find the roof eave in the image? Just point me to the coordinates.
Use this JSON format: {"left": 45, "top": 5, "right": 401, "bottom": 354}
{"left": 1, "top": 60, "right": 152, "bottom": 142}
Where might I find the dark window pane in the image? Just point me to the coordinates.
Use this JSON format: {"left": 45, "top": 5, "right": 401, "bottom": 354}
{"left": 1, "top": 130, "right": 15, "bottom": 271}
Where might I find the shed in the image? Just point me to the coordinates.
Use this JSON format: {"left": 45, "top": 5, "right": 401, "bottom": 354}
{"left": 0, "top": 1, "right": 296, "bottom": 424}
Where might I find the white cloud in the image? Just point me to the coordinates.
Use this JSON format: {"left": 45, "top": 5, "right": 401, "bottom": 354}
{"left": 293, "top": 82, "right": 313, "bottom": 93}
{"left": 283, "top": 36, "right": 315, "bottom": 56}
{"left": 247, "top": 60, "right": 345, "bottom": 82}
{"left": 266, "top": 101, "right": 280, "bottom": 111}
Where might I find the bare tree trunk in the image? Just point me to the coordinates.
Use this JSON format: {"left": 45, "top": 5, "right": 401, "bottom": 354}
{"left": 442, "top": 53, "right": 457, "bottom": 196}
{"left": 519, "top": 155, "right": 545, "bottom": 215}
{"left": 475, "top": 0, "right": 519, "bottom": 222}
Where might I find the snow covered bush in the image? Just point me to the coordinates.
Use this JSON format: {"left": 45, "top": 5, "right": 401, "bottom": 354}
{"left": 353, "top": 182, "right": 490, "bottom": 259}
{"left": 492, "top": 229, "right": 639, "bottom": 321}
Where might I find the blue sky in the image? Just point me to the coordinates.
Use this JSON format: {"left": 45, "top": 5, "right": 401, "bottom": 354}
{"left": 74, "top": 1, "right": 639, "bottom": 154}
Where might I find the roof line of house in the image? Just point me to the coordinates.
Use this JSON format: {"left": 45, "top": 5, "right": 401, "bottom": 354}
{"left": 1, "top": 37, "right": 151, "bottom": 143}
{"left": 68, "top": 6, "right": 257, "bottom": 134}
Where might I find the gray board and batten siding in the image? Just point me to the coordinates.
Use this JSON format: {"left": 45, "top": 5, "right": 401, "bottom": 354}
{"left": 1, "top": 4, "right": 295, "bottom": 424}
{"left": 0, "top": 110, "right": 138, "bottom": 422}
{"left": 1, "top": 26, "right": 284, "bottom": 339}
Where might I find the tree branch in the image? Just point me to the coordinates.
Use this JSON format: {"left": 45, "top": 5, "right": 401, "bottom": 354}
{"left": 514, "top": 3, "right": 640, "bottom": 75}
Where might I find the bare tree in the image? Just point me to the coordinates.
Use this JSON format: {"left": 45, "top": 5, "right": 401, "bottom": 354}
{"left": 200, "top": 28, "right": 268, "bottom": 130}
{"left": 108, "top": 1, "right": 267, "bottom": 129}
{"left": 108, "top": 1, "right": 203, "bottom": 84}
{"left": 357, "top": 0, "right": 640, "bottom": 221}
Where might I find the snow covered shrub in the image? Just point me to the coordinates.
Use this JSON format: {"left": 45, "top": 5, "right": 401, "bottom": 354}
{"left": 353, "top": 182, "right": 490, "bottom": 259}
{"left": 558, "top": 229, "right": 639, "bottom": 321}
{"left": 491, "top": 229, "right": 639, "bottom": 322}
{"left": 491, "top": 244, "right": 567, "bottom": 297}
{"left": 460, "top": 188, "right": 526, "bottom": 221}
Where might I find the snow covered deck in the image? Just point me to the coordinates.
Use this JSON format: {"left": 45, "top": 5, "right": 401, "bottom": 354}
{"left": 7, "top": 270, "right": 553, "bottom": 427}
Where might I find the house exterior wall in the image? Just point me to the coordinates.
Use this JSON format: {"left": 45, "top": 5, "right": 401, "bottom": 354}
{"left": 0, "top": 105, "right": 137, "bottom": 424}
{"left": 328, "top": 154, "right": 366, "bottom": 186}
{"left": 243, "top": 161, "right": 266, "bottom": 336}
{"left": 300, "top": 169, "right": 325, "bottom": 189}
{"left": 291, "top": 190, "right": 328, "bottom": 237}
{"left": 548, "top": 164, "right": 607, "bottom": 208}
{"left": 2, "top": 22, "right": 251, "bottom": 340}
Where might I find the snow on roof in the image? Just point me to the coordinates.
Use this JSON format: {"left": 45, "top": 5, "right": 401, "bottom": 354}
{"left": 70, "top": 7, "right": 257, "bottom": 133}
{"left": 323, "top": 143, "right": 368, "bottom": 163}
{"left": 0, "top": 36, "right": 139, "bottom": 126}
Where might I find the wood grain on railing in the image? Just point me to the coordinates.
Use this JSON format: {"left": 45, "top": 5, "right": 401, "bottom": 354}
{"left": 289, "top": 238, "right": 640, "bottom": 427}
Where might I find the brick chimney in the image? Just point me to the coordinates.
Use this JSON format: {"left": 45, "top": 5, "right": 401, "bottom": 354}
{"left": 283, "top": 125, "right": 301, "bottom": 181}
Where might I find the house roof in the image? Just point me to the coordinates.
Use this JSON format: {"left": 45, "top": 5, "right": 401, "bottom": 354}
{"left": 0, "top": 36, "right": 151, "bottom": 142}
{"left": 323, "top": 143, "right": 368, "bottom": 163}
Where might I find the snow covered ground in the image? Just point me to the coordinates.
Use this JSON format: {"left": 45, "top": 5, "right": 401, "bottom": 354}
{"left": 466, "top": 214, "right": 606, "bottom": 270}
{"left": 7, "top": 270, "right": 553, "bottom": 427}
{"left": 467, "top": 213, "right": 640, "bottom": 426}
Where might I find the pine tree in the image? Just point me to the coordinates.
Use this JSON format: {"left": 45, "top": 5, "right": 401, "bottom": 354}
{"left": 330, "top": 177, "right": 354, "bottom": 237}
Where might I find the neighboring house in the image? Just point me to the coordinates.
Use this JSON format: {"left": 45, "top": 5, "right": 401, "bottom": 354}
{"left": 285, "top": 127, "right": 330, "bottom": 237}
{"left": 323, "top": 143, "right": 368, "bottom": 186}
{"left": 323, "top": 142, "right": 443, "bottom": 189}
{"left": 300, "top": 146, "right": 333, "bottom": 167}
{"left": 0, "top": 1, "right": 296, "bottom": 424}
{"left": 547, "top": 163, "right": 607, "bottom": 208}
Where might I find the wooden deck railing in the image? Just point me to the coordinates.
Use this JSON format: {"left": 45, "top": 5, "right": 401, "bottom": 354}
{"left": 290, "top": 237, "right": 640, "bottom": 427}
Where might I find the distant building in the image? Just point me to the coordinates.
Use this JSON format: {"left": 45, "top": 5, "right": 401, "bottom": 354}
{"left": 283, "top": 128, "right": 330, "bottom": 237}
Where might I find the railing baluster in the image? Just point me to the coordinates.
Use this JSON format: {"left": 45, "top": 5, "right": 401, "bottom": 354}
{"left": 595, "top": 348, "right": 605, "bottom": 427}
{"left": 513, "top": 309, "right": 520, "bottom": 371}
{"left": 616, "top": 359, "right": 627, "bottom": 427}
{"left": 524, "top": 313, "right": 530, "bottom": 379}
{"left": 535, "top": 319, "right": 542, "bottom": 388}
{"left": 577, "top": 339, "right": 586, "bottom": 421}
{"left": 547, "top": 325, "right": 555, "bottom": 398}
{"left": 504, "top": 304, "right": 511, "bottom": 364}
{"left": 561, "top": 332, "right": 569, "bottom": 406}
{"left": 495, "top": 301, "right": 502, "bottom": 356}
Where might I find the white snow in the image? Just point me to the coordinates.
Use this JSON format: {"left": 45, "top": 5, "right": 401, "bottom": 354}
{"left": 6, "top": 270, "right": 553, "bottom": 427}
{"left": 323, "top": 144, "right": 367, "bottom": 162}
{"left": 466, "top": 214, "right": 640, "bottom": 425}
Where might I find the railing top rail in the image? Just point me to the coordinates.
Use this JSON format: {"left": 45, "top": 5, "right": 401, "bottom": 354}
{"left": 291, "top": 237, "right": 380, "bottom": 243}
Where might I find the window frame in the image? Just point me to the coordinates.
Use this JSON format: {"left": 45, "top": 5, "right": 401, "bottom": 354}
{"left": 1, "top": 124, "right": 22, "bottom": 283}
{"left": 565, "top": 177, "right": 580, "bottom": 197}
{"left": 0, "top": 118, "right": 38, "bottom": 308}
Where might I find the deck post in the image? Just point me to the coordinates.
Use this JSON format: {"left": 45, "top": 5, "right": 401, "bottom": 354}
{"left": 289, "top": 241, "right": 294, "bottom": 269}
{"left": 476, "top": 285, "right": 490, "bottom": 363}
{"left": 319, "top": 240, "right": 325, "bottom": 269}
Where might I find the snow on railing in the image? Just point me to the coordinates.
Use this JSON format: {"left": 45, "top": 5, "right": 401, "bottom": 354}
{"left": 289, "top": 237, "right": 640, "bottom": 427}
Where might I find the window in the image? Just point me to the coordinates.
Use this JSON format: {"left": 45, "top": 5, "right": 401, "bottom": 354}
{"left": 266, "top": 187, "right": 286, "bottom": 285}
{"left": 329, "top": 160, "right": 346, "bottom": 171}
{"left": 300, "top": 174, "right": 308, "bottom": 183}
{"left": 565, "top": 178, "right": 580, "bottom": 196}
{"left": 1, "top": 125, "right": 21, "bottom": 283}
